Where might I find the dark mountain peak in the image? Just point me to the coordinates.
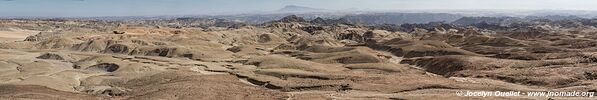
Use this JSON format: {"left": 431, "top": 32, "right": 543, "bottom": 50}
{"left": 310, "top": 17, "right": 326, "bottom": 24}
{"left": 278, "top": 15, "right": 306, "bottom": 23}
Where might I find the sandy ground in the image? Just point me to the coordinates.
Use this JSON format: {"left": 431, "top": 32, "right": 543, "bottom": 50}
{"left": 0, "top": 31, "right": 37, "bottom": 42}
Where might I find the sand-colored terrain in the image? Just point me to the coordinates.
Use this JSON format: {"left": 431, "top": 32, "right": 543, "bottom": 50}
{"left": 0, "top": 16, "right": 596, "bottom": 100}
{"left": 0, "top": 30, "right": 38, "bottom": 42}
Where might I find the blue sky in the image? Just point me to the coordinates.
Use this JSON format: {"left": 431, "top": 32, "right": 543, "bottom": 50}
{"left": 1, "top": 0, "right": 597, "bottom": 17}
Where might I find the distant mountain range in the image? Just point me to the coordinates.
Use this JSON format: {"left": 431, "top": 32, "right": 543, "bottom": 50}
{"left": 276, "top": 5, "right": 326, "bottom": 13}
{"left": 208, "top": 6, "right": 597, "bottom": 25}
{"left": 211, "top": 12, "right": 464, "bottom": 25}
{"left": 4, "top": 5, "right": 597, "bottom": 26}
{"left": 452, "top": 15, "right": 587, "bottom": 26}
{"left": 342, "top": 13, "right": 463, "bottom": 25}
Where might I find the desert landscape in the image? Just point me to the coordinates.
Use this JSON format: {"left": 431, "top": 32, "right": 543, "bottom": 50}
{"left": 2, "top": 0, "right": 597, "bottom": 100}
{"left": 0, "top": 14, "right": 596, "bottom": 100}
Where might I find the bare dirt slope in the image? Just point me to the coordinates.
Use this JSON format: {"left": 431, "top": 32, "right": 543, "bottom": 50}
{"left": 0, "top": 30, "right": 37, "bottom": 42}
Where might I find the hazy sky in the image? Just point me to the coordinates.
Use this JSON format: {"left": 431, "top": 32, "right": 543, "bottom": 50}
{"left": 1, "top": 0, "right": 597, "bottom": 17}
